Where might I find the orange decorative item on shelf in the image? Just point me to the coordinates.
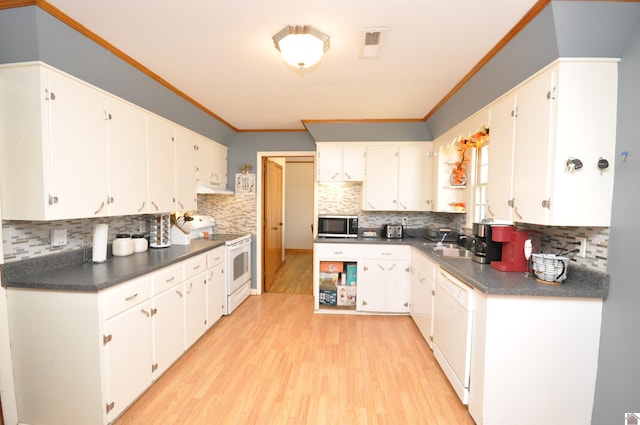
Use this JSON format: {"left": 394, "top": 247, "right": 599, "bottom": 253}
{"left": 448, "top": 202, "right": 466, "bottom": 211}
{"left": 450, "top": 126, "right": 489, "bottom": 186}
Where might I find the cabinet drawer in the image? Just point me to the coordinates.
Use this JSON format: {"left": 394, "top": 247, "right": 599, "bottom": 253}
{"left": 152, "top": 264, "right": 184, "bottom": 295}
{"left": 365, "top": 244, "right": 411, "bottom": 260}
{"left": 315, "top": 243, "right": 363, "bottom": 260}
{"left": 103, "top": 276, "right": 151, "bottom": 319}
{"left": 184, "top": 254, "right": 207, "bottom": 279}
{"left": 206, "top": 247, "right": 225, "bottom": 269}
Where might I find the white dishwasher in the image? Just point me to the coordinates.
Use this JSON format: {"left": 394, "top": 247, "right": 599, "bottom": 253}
{"left": 433, "top": 269, "right": 474, "bottom": 405}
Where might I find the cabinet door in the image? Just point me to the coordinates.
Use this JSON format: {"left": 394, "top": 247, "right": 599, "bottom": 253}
{"left": 48, "top": 71, "right": 108, "bottom": 219}
{"left": 104, "top": 301, "right": 153, "bottom": 422}
{"left": 207, "top": 260, "right": 225, "bottom": 327}
{"left": 195, "top": 135, "right": 216, "bottom": 183}
{"left": 105, "top": 95, "right": 148, "bottom": 215}
{"left": 152, "top": 285, "right": 184, "bottom": 378}
{"left": 363, "top": 145, "right": 398, "bottom": 210}
{"left": 316, "top": 145, "right": 343, "bottom": 181}
{"left": 511, "top": 67, "right": 555, "bottom": 225}
{"left": 486, "top": 94, "right": 516, "bottom": 221}
{"left": 147, "top": 115, "right": 176, "bottom": 213}
{"left": 184, "top": 274, "right": 208, "bottom": 348}
{"left": 210, "top": 141, "right": 228, "bottom": 185}
{"left": 384, "top": 260, "right": 411, "bottom": 313}
{"left": 342, "top": 145, "right": 366, "bottom": 181}
{"left": 398, "top": 144, "right": 432, "bottom": 211}
{"left": 358, "top": 260, "right": 387, "bottom": 312}
{"left": 174, "top": 127, "right": 197, "bottom": 211}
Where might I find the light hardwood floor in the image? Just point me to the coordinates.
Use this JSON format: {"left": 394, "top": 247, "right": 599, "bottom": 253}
{"left": 114, "top": 290, "right": 475, "bottom": 424}
{"left": 268, "top": 250, "right": 313, "bottom": 295}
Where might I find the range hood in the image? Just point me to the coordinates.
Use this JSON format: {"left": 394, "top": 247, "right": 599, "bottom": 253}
{"left": 196, "top": 181, "right": 234, "bottom": 195}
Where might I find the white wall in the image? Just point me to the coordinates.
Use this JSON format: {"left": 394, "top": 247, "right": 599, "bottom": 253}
{"left": 284, "top": 162, "right": 314, "bottom": 250}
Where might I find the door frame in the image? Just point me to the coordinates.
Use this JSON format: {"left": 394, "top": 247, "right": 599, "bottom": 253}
{"left": 255, "top": 151, "right": 316, "bottom": 295}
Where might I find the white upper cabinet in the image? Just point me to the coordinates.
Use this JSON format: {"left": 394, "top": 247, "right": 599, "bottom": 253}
{"left": 146, "top": 114, "right": 176, "bottom": 213}
{"left": 174, "top": 127, "right": 198, "bottom": 212}
{"left": 195, "top": 135, "right": 228, "bottom": 186}
{"left": 362, "top": 143, "right": 432, "bottom": 211}
{"left": 0, "top": 63, "right": 108, "bottom": 220}
{"left": 0, "top": 62, "right": 227, "bottom": 220}
{"left": 316, "top": 143, "right": 366, "bottom": 181}
{"left": 486, "top": 94, "right": 516, "bottom": 221}
{"left": 487, "top": 59, "right": 618, "bottom": 226}
{"left": 105, "top": 95, "right": 148, "bottom": 216}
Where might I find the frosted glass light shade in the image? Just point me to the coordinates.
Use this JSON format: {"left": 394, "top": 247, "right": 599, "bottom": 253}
{"left": 273, "top": 25, "right": 330, "bottom": 69}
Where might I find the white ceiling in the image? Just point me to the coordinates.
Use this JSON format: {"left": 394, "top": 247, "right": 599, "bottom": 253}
{"left": 47, "top": 0, "right": 541, "bottom": 131}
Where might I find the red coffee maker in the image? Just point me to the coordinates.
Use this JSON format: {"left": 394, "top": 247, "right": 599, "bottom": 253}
{"left": 490, "top": 225, "right": 531, "bottom": 272}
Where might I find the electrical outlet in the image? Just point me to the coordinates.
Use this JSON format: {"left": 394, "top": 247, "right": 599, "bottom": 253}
{"left": 402, "top": 217, "right": 408, "bottom": 226}
{"left": 51, "top": 228, "right": 68, "bottom": 247}
{"left": 577, "top": 237, "right": 587, "bottom": 258}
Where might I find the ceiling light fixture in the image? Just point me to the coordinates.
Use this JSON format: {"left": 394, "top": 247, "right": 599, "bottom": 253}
{"left": 272, "top": 25, "right": 330, "bottom": 69}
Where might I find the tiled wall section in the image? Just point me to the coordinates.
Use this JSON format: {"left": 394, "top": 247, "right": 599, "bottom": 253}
{"left": 1, "top": 184, "right": 608, "bottom": 272}
{"left": 318, "top": 182, "right": 608, "bottom": 272}
{"left": 1, "top": 194, "right": 257, "bottom": 264}
{"left": 2, "top": 215, "right": 150, "bottom": 263}
{"left": 196, "top": 194, "right": 256, "bottom": 234}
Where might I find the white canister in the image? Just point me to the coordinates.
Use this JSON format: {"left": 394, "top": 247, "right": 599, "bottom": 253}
{"left": 132, "top": 234, "right": 148, "bottom": 253}
{"left": 112, "top": 234, "right": 134, "bottom": 256}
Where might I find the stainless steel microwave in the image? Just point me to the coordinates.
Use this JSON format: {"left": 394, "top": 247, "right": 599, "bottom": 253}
{"left": 317, "top": 215, "right": 358, "bottom": 238}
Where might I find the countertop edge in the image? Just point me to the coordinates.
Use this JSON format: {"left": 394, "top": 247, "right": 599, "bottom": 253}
{"left": 1, "top": 237, "right": 237, "bottom": 292}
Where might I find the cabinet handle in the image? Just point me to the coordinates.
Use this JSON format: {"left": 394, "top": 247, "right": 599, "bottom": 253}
{"left": 331, "top": 172, "right": 339, "bottom": 179}
{"left": 106, "top": 401, "right": 115, "bottom": 414}
{"left": 377, "top": 264, "right": 385, "bottom": 271}
{"left": 125, "top": 293, "right": 138, "bottom": 301}
{"left": 104, "top": 111, "right": 112, "bottom": 120}
{"left": 45, "top": 89, "right": 56, "bottom": 101}
{"left": 103, "top": 334, "right": 112, "bottom": 345}
{"left": 151, "top": 201, "right": 159, "bottom": 211}
{"left": 178, "top": 201, "right": 184, "bottom": 210}
{"left": 541, "top": 199, "right": 551, "bottom": 209}
{"left": 344, "top": 172, "right": 351, "bottom": 179}
{"left": 151, "top": 308, "right": 158, "bottom": 316}
{"left": 388, "top": 264, "right": 397, "bottom": 271}
{"left": 106, "top": 196, "right": 114, "bottom": 204}
{"left": 514, "top": 206, "right": 523, "bottom": 219}
{"left": 333, "top": 251, "right": 343, "bottom": 255}
{"left": 152, "top": 363, "right": 158, "bottom": 372}
{"left": 165, "top": 276, "right": 175, "bottom": 283}
{"left": 186, "top": 282, "right": 193, "bottom": 294}
{"left": 487, "top": 204, "right": 494, "bottom": 217}
{"left": 382, "top": 252, "right": 392, "bottom": 256}
{"left": 137, "top": 201, "right": 146, "bottom": 212}
{"left": 176, "top": 289, "right": 183, "bottom": 298}
{"left": 48, "top": 195, "right": 59, "bottom": 205}
{"left": 140, "top": 309, "right": 151, "bottom": 317}
{"left": 94, "top": 202, "right": 105, "bottom": 215}
{"left": 192, "top": 265, "right": 201, "bottom": 271}
{"left": 194, "top": 144, "right": 199, "bottom": 151}
{"left": 399, "top": 202, "right": 408, "bottom": 210}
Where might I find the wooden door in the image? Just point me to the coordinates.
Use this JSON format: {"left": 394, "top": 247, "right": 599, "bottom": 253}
{"left": 263, "top": 158, "right": 284, "bottom": 292}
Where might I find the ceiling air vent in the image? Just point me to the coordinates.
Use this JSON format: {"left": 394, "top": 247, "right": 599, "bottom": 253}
{"left": 361, "top": 27, "right": 386, "bottom": 58}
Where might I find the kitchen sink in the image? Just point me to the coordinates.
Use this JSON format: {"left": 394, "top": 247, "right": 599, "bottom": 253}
{"left": 431, "top": 244, "right": 473, "bottom": 259}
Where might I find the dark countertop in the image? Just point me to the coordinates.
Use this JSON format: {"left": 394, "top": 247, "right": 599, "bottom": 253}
{"left": 315, "top": 235, "right": 609, "bottom": 299}
{"left": 1, "top": 234, "right": 248, "bottom": 292}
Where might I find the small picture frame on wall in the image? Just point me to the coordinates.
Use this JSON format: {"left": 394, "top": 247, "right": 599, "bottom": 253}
{"left": 235, "top": 173, "right": 255, "bottom": 197}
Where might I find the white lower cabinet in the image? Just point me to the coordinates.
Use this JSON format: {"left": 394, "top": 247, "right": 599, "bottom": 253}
{"left": 410, "top": 249, "right": 437, "bottom": 347}
{"left": 206, "top": 246, "right": 226, "bottom": 327}
{"left": 358, "top": 245, "right": 411, "bottom": 313}
{"left": 6, "top": 247, "right": 222, "bottom": 425}
{"left": 184, "top": 254, "right": 208, "bottom": 348}
{"left": 104, "top": 299, "right": 153, "bottom": 422}
{"left": 151, "top": 283, "right": 184, "bottom": 378}
{"left": 469, "top": 293, "right": 603, "bottom": 425}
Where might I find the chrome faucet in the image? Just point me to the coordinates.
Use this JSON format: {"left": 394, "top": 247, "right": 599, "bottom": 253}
{"left": 437, "top": 232, "right": 448, "bottom": 247}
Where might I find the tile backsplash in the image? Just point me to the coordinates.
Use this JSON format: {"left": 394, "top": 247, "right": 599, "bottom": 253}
{"left": 2, "top": 194, "right": 256, "bottom": 264}
{"left": 2, "top": 183, "right": 608, "bottom": 273}
{"left": 318, "top": 182, "right": 608, "bottom": 272}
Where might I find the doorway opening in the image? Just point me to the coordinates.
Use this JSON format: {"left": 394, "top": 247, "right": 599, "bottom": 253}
{"left": 256, "top": 152, "right": 315, "bottom": 296}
